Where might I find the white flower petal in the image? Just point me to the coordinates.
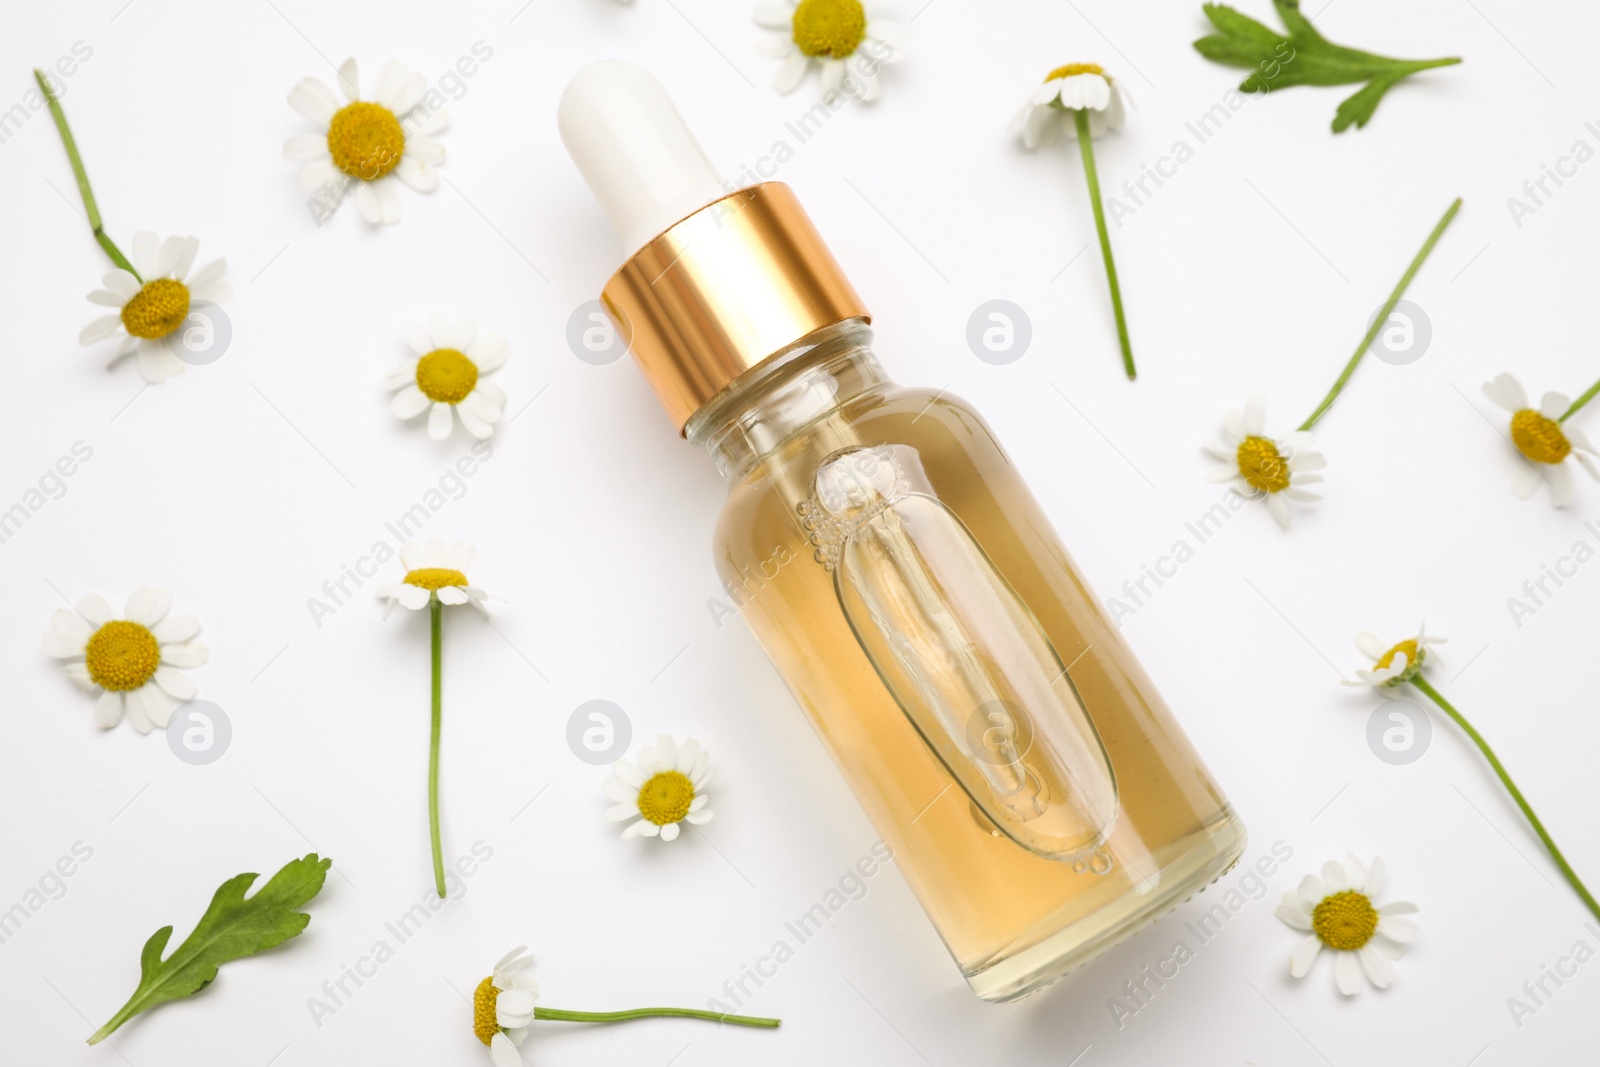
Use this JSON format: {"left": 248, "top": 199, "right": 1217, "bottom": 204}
{"left": 283, "top": 133, "right": 327, "bottom": 161}
{"left": 288, "top": 77, "right": 340, "bottom": 125}
{"left": 1540, "top": 392, "right": 1569, "bottom": 421}
{"left": 1243, "top": 395, "right": 1268, "bottom": 436}
{"left": 153, "top": 666, "right": 198, "bottom": 701}
{"left": 390, "top": 385, "right": 430, "bottom": 420}
{"left": 659, "top": 822, "right": 681, "bottom": 841}
{"left": 76, "top": 594, "right": 115, "bottom": 627}
{"left": 124, "top": 688, "right": 155, "bottom": 734}
{"left": 1297, "top": 874, "right": 1327, "bottom": 903}
{"left": 1289, "top": 934, "right": 1321, "bottom": 978}
{"left": 406, "top": 135, "right": 446, "bottom": 165}
{"left": 1343, "top": 854, "right": 1367, "bottom": 893}
{"left": 1276, "top": 902, "right": 1312, "bottom": 931}
{"left": 124, "top": 587, "right": 172, "bottom": 627}
{"left": 1358, "top": 945, "right": 1395, "bottom": 988}
{"left": 1509, "top": 462, "right": 1543, "bottom": 500}
{"left": 102, "top": 269, "right": 141, "bottom": 303}
{"left": 63, "top": 663, "right": 97, "bottom": 692}
{"left": 772, "top": 52, "right": 810, "bottom": 94}
{"left": 753, "top": 4, "right": 793, "bottom": 29}
{"left": 161, "top": 642, "right": 208, "bottom": 669}
{"left": 1376, "top": 916, "right": 1418, "bottom": 944}
{"left": 337, "top": 58, "right": 360, "bottom": 102}
{"left": 395, "top": 155, "right": 438, "bottom": 193}
{"left": 1266, "top": 492, "right": 1291, "bottom": 529}
{"left": 490, "top": 1032, "right": 522, "bottom": 1067}
{"left": 372, "top": 176, "right": 403, "bottom": 224}
{"left": 1365, "top": 856, "right": 1386, "bottom": 898}
{"left": 427, "top": 402, "right": 453, "bottom": 440}
{"left": 382, "top": 361, "right": 419, "bottom": 391}
{"left": 94, "top": 690, "right": 124, "bottom": 729}
{"left": 1321, "top": 860, "right": 1349, "bottom": 893}
{"left": 354, "top": 181, "right": 383, "bottom": 224}
{"left": 297, "top": 157, "right": 341, "bottom": 193}
{"left": 1334, "top": 950, "right": 1362, "bottom": 995}
{"left": 80, "top": 314, "right": 124, "bottom": 345}
{"left": 436, "top": 585, "right": 468, "bottom": 606}
{"left": 1547, "top": 462, "right": 1574, "bottom": 508}
{"left": 467, "top": 333, "right": 511, "bottom": 373}
{"left": 1482, "top": 372, "right": 1527, "bottom": 413}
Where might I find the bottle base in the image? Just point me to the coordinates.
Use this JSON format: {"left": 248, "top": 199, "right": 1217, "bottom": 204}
{"left": 962, "top": 812, "right": 1249, "bottom": 1003}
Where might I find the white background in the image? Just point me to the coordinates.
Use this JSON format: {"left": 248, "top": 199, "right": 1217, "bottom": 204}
{"left": 3, "top": 0, "right": 1599, "bottom": 1064}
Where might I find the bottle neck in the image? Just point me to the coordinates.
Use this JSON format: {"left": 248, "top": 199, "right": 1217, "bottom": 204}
{"left": 685, "top": 319, "right": 885, "bottom": 480}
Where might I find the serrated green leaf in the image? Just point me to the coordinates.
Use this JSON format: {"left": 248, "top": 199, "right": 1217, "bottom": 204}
{"left": 88, "top": 854, "right": 332, "bottom": 1045}
{"left": 1192, "top": 0, "right": 1460, "bottom": 132}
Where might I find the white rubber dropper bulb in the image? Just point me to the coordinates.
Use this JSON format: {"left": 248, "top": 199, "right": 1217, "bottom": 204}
{"left": 558, "top": 61, "right": 727, "bottom": 254}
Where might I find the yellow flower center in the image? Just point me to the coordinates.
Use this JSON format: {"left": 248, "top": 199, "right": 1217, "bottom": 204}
{"left": 415, "top": 349, "right": 479, "bottom": 405}
{"left": 1045, "top": 62, "right": 1107, "bottom": 82}
{"left": 1311, "top": 890, "right": 1379, "bottom": 951}
{"left": 1236, "top": 435, "right": 1291, "bottom": 494}
{"left": 472, "top": 977, "right": 501, "bottom": 1045}
{"left": 84, "top": 620, "right": 161, "bottom": 692}
{"left": 403, "top": 567, "right": 469, "bottom": 591}
{"left": 1510, "top": 408, "right": 1572, "bottom": 465}
{"left": 326, "top": 101, "right": 405, "bottom": 180}
{"left": 791, "top": 0, "right": 867, "bottom": 59}
{"left": 1375, "top": 638, "right": 1420, "bottom": 674}
{"left": 637, "top": 770, "right": 695, "bottom": 826}
{"left": 120, "top": 278, "right": 191, "bottom": 340}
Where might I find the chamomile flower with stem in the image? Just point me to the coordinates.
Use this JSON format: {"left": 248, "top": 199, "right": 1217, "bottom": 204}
{"left": 1349, "top": 626, "right": 1600, "bottom": 923}
{"left": 1013, "top": 63, "right": 1136, "bottom": 379}
{"left": 34, "top": 71, "right": 231, "bottom": 384}
{"left": 378, "top": 539, "right": 490, "bottom": 897}
{"left": 1203, "top": 197, "right": 1461, "bottom": 527}
{"left": 471, "top": 947, "right": 778, "bottom": 1065}
{"left": 1481, "top": 372, "right": 1600, "bottom": 508}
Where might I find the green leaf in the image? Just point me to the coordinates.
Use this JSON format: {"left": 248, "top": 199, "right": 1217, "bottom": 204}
{"left": 1192, "top": 0, "right": 1461, "bottom": 131}
{"left": 88, "top": 854, "right": 332, "bottom": 1045}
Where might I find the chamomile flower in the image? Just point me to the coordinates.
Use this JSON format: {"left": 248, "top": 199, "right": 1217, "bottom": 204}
{"left": 603, "top": 734, "right": 714, "bottom": 842}
{"left": 1278, "top": 854, "right": 1417, "bottom": 995}
{"left": 284, "top": 58, "right": 446, "bottom": 225}
{"left": 377, "top": 539, "right": 491, "bottom": 618}
{"left": 468, "top": 946, "right": 778, "bottom": 1056}
{"left": 42, "top": 588, "right": 207, "bottom": 734}
{"left": 1204, "top": 396, "right": 1326, "bottom": 528}
{"left": 1010, "top": 62, "right": 1130, "bottom": 148}
{"left": 381, "top": 539, "right": 491, "bottom": 896}
{"left": 1346, "top": 626, "right": 1446, "bottom": 689}
{"left": 754, "top": 0, "right": 908, "bottom": 101}
{"left": 1481, "top": 373, "right": 1600, "bottom": 508}
{"left": 385, "top": 316, "right": 509, "bottom": 441}
{"left": 472, "top": 946, "right": 538, "bottom": 1067}
{"left": 78, "top": 234, "right": 231, "bottom": 384}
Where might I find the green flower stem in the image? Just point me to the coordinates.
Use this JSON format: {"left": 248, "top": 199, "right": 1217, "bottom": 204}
{"left": 1073, "top": 109, "right": 1135, "bottom": 380}
{"left": 1410, "top": 674, "right": 1599, "bottom": 922}
{"left": 1298, "top": 197, "right": 1461, "bottom": 432}
{"left": 533, "top": 1007, "right": 780, "bottom": 1029}
{"left": 429, "top": 596, "right": 446, "bottom": 899}
{"left": 1559, "top": 376, "right": 1600, "bottom": 423}
{"left": 32, "top": 69, "right": 141, "bottom": 282}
